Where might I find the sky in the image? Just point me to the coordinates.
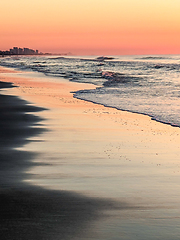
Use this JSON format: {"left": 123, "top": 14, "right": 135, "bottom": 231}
{"left": 1, "top": 0, "right": 180, "bottom": 55}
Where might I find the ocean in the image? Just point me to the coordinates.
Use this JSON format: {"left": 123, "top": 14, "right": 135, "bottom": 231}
{"left": 1, "top": 54, "right": 180, "bottom": 128}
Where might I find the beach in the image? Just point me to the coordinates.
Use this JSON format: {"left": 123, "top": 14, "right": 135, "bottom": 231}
{"left": 1, "top": 66, "right": 180, "bottom": 239}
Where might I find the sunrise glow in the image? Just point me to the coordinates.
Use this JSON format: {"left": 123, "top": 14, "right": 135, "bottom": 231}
{"left": 1, "top": 0, "right": 180, "bottom": 55}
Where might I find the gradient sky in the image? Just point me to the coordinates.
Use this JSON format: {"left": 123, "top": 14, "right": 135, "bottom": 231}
{"left": 1, "top": 0, "right": 180, "bottom": 55}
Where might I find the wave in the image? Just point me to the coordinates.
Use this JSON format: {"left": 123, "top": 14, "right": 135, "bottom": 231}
{"left": 137, "top": 56, "right": 171, "bottom": 60}
{"left": 152, "top": 63, "right": 180, "bottom": 71}
{"left": 48, "top": 56, "right": 66, "bottom": 60}
{"left": 100, "top": 71, "right": 141, "bottom": 87}
{"left": 1, "top": 54, "right": 180, "bottom": 128}
{"left": 73, "top": 87, "right": 180, "bottom": 128}
{"left": 95, "top": 56, "right": 115, "bottom": 61}
{"left": 47, "top": 56, "right": 115, "bottom": 63}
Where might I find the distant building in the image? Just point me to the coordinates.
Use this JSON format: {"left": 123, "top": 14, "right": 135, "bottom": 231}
{"left": 0, "top": 47, "right": 42, "bottom": 56}
{"left": 10, "top": 49, "right": 13, "bottom": 54}
{"left": 19, "top": 48, "right": 23, "bottom": 54}
{"left": 30, "top": 49, "right": 35, "bottom": 54}
{"left": 23, "top": 48, "right": 36, "bottom": 55}
{"left": 23, "top": 48, "right": 29, "bottom": 55}
{"left": 13, "top": 47, "right": 19, "bottom": 54}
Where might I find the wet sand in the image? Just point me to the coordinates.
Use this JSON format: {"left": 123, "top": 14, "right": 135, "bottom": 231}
{"left": 1, "top": 67, "right": 180, "bottom": 239}
{"left": 0, "top": 68, "right": 138, "bottom": 240}
{"left": 0, "top": 70, "right": 115, "bottom": 240}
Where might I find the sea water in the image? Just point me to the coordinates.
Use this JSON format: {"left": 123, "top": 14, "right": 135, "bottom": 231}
{"left": 1, "top": 54, "right": 180, "bottom": 127}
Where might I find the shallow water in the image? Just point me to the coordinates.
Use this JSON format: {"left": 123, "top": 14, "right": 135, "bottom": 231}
{"left": 1, "top": 54, "right": 180, "bottom": 127}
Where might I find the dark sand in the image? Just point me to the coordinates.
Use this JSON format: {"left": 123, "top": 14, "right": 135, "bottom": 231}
{"left": 0, "top": 80, "right": 137, "bottom": 240}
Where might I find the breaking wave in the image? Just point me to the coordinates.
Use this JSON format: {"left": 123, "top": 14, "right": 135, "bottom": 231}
{"left": 1, "top": 54, "right": 180, "bottom": 127}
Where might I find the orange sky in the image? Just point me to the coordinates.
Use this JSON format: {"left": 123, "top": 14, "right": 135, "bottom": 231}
{"left": 1, "top": 0, "right": 180, "bottom": 55}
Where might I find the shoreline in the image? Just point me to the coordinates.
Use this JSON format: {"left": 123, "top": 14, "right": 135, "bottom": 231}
{"left": 1, "top": 66, "right": 180, "bottom": 239}
{"left": 0, "top": 67, "right": 124, "bottom": 240}
{"left": 73, "top": 94, "right": 180, "bottom": 129}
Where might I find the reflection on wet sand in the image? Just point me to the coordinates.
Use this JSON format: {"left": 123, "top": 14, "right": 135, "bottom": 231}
{"left": 2, "top": 67, "right": 180, "bottom": 239}
{"left": 0, "top": 81, "right": 139, "bottom": 240}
